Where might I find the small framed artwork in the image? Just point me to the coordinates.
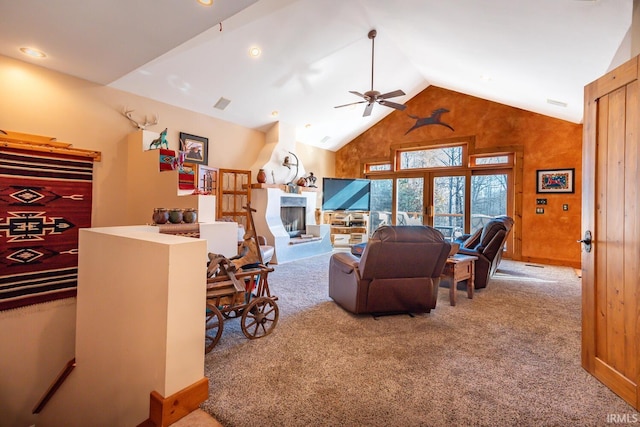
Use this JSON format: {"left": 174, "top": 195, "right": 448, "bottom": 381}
{"left": 536, "top": 168, "right": 575, "bottom": 193}
{"left": 179, "top": 132, "right": 208, "bottom": 165}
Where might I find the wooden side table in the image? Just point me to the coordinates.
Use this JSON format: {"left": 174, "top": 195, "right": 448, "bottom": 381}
{"left": 442, "top": 254, "right": 478, "bottom": 306}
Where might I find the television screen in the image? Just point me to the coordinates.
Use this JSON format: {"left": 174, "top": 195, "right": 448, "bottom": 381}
{"left": 322, "top": 178, "right": 371, "bottom": 211}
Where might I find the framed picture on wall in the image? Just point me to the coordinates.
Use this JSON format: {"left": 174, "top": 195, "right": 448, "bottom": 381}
{"left": 536, "top": 168, "right": 575, "bottom": 193}
{"left": 179, "top": 132, "right": 208, "bottom": 165}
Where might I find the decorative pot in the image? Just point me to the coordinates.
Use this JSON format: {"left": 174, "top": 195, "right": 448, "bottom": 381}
{"left": 296, "top": 177, "right": 307, "bottom": 187}
{"left": 183, "top": 208, "right": 197, "bottom": 224}
{"left": 152, "top": 208, "right": 169, "bottom": 224}
{"left": 257, "top": 168, "right": 267, "bottom": 184}
{"left": 168, "top": 208, "right": 183, "bottom": 224}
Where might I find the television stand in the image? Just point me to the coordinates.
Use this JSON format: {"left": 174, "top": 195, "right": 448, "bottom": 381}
{"left": 323, "top": 211, "right": 369, "bottom": 247}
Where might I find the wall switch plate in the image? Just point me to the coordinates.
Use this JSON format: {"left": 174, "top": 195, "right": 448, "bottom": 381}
{"left": 536, "top": 207, "right": 544, "bottom": 214}
{"left": 536, "top": 198, "right": 547, "bottom": 205}
{"left": 562, "top": 204, "right": 569, "bottom": 211}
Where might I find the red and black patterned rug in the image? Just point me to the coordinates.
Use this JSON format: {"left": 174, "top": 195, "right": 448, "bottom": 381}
{"left": 0, "top": 148, "right": 94, "bottom": 311}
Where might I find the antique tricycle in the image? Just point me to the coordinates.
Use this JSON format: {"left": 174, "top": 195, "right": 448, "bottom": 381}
{"left": 204, "top": 204, "right": 279, "bottom": 353}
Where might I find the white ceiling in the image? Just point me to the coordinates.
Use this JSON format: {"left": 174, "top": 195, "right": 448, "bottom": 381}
{"left": 0, "top": 0, "right": 632, "bottom": 152}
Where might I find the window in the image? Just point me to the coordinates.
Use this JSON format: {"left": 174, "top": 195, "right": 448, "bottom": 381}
{"left": 362, "top": 139, "right": 517, "bottom": 257}
{"left": 368, "top": 163, "right": 391, "bottom": 172}
{"left": 471, "top": 173, "right": 508, "bottom": 232}
{"left": 368, "top": 178, "right": 393, "bottom": 234}
{"left": 470, "top": 154, "right": 513, "bottom": 167}
{"left": 398, "top": 146, "right": 463, "bottom": 170}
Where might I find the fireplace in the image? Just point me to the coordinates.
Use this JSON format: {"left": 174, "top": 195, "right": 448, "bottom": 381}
{"left": 250, "top": 186, "right": 331, "bottom": 264}
{"left": 280, "top": 196, "right": 306, "bottom": 238}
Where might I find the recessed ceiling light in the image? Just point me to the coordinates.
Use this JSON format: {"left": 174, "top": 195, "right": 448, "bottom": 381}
{"left": 271, "top": 111, "right": 279, "bottom": 117}
{"left": 197, "top": 0, "right": 213, "bottom": 6}
{"left": 249, "top": 47, "right": 261, "bottom": 58}
{"left": 20, "top": 47, "right": 46, "bottom": 58}
{"left": 305, "top": 123, "right": 311, "bottom": 128}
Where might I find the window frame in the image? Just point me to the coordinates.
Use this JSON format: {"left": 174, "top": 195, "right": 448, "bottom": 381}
{"left": 360, "top": 135, "right": 521, "bottom": 260}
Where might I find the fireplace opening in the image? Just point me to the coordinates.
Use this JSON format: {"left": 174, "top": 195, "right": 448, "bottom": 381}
{"left": 281, "top": 197, "right": 306, "bottom": 238}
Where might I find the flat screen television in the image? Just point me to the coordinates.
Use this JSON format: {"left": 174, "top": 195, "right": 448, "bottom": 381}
{"left": 322, "top": 177, "right": 371, "bottom": 211}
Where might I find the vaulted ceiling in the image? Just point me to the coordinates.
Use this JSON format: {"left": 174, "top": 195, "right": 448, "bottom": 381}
{"left": 0, "top": 0, "right": 631, "bottom": 151}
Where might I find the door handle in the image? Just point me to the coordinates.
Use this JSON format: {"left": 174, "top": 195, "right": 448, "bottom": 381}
{"left": 578, "top": 230, "right": 592, "bottom": 253}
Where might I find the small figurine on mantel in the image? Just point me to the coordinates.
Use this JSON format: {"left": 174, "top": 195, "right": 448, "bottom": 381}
{"left": 149, "top": 128, "right": 169, "bottom": 150}
{"left": 257, "top": 168, "right": 267, "bottom": 184}
{"left": 305, "top": 172, "right": 317, "bottom": 188}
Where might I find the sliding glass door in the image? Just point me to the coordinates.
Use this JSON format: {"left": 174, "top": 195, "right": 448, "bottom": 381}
{"left": 432, "top": 174, "right": 465, "bottom": 240}
{"left": 396, "top": 176, "right": 424, "bottom": 226}
{"left": 470, "top": 173, "right": 508, "bottom": 232}
{"left": 368, "top": 178, "right": 393, "bottom": 235}
{"left": 366, "top": 170, "right": 511, "bottom": 245}
{"left": 363, "top": 143, "right": 514, "bottom": 254}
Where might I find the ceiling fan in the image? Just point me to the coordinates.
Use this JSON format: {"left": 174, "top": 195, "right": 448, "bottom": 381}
{"left": 334, "top": 29, "right": 407, "bottom": 117}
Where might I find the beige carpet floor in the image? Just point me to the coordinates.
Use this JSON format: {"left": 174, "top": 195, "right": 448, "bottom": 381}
{"left": 202, "top": 253, "right": 639, "bottom": 427}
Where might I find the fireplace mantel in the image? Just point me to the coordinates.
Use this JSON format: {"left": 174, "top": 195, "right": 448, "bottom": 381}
{"left": 251, "top": 187, "right": 331, "bottom": 264}
{"left": 250, "top": 183, "right": 321, "bottom": 193}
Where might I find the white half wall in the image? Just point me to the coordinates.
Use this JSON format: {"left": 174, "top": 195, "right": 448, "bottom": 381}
{"left": 37, "top": 227, "right": 207, "bottom": 426}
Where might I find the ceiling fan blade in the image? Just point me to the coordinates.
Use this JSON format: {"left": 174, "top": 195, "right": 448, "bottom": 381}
{"left": 334, "top": 100, "right": 367, "bottom": 109}
{"left": 349, "top": 90, "right": 366, "bottom": 98}
{"left": 378, "top": 89, "right": 406, "bottom": 99}
{"left": 378, "top": 99, "right": 407, "bottom": 111}
{"left": 363, "top": 102, "right": 374, "bottom": 117}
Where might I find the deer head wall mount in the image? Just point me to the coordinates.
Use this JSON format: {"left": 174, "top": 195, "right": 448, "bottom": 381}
{"left": 121, "top": 108, "right": 158, "bottom": 130}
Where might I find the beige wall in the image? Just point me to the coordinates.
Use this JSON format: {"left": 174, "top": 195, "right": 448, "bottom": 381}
{"left": 0, "top": 55, "right": 265, "bottom": 226}
{"left": 0, "top": 299, "right": 77, "bottom": 427}
{"left": 0, "top": 54, "right": 334, "bottom": 426}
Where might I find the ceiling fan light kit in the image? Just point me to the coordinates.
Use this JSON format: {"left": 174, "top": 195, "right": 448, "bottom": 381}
{"left": 335, "top": 29, "right": 407, "bottom": 117}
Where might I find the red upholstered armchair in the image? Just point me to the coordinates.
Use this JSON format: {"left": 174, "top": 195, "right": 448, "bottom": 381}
{"left": 329, "top": 226, "right": 451, "bottom": 315}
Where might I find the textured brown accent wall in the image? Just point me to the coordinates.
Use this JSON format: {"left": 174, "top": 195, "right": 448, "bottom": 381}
{"left": 336, "top": 86, "right": 582, "bottom": 267}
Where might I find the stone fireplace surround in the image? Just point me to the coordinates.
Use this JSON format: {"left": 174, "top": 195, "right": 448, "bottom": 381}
{"left": 251, "top": 186, "right": 331, "bottom": 264}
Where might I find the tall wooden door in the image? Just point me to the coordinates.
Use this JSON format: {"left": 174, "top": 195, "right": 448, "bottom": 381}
{"left": 582, "top": 55, "right": 639, "bottom": 409}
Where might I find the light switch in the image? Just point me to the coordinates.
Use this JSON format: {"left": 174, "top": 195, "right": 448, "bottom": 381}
{"left": 536, "top": 207, "right": 544, "bottom": 214}
{"left": 562, "top": 204, "right": 569, "bottom": 211}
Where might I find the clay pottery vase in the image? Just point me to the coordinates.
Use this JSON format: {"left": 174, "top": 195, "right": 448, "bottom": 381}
{"left": 152, "top": 208, "right": 169, "bottom": 224}
{"left": 296, "top": 177, "right": 307, "bottom": 187}
{"left": 257, "top": 168, "right": 267, "bottom": 184}
{"left": 168, "top": 208, "right": 183, "bottom": 224}
{"left": 183, "top": 208, "right": 197, "bottom": 224}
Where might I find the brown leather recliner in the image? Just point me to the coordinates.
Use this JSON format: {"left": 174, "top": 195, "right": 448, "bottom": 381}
{"left": 329, "top": 226, "right": 451, "bottom": 315}
{"left": 455, "top": 216, "right": 514, "bottom": 289}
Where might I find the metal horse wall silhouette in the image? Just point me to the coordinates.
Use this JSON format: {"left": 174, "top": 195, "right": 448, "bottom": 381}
{"left": 405, "top": 108, "right": 454, "bottom": 135}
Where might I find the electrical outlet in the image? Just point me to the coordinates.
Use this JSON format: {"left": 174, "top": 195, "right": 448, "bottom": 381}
{"left": 536, "top": 207, "right": 544, "bottom": 214}
{"left": 562, "top": 204, "right": 569, "bottom": 211}
{"left": 536, "top": 198, "right": 547, "bottom": 205}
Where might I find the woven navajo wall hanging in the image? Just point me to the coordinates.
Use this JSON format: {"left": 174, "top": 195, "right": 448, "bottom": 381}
{"left": 0, "top": 131, "right": 100, "bottom": 311}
